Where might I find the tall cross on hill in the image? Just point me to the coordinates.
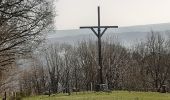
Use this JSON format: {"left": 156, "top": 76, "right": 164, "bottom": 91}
{"left": 80, "top": 6, "right": 118, "bottom": 85}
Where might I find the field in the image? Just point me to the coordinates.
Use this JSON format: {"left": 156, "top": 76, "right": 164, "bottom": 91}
{"left": 23, "top": 91, "right": 170, "bottom": 100}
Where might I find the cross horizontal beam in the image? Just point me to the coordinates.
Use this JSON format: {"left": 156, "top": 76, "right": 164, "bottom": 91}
{"left": 80, "top": 26, "right": 118, "bottom": 29}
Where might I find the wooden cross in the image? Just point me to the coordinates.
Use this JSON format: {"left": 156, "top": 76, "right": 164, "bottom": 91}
{"left": 80, "top": 6, "right": 118, "bottom": 84}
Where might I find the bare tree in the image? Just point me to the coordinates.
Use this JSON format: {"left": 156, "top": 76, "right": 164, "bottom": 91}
{"left": 19, "top": 54, "right": 48, "bottom": 96}
{"left": 76, "top": 41, "right": 98, "bottom": 91}
{"left": 132, "top": 32, "right": 170, "bottom": 92}
{"left": 42, "top": 44, "right": 63, "bottom": 94}
{"left": 105, "top": 45, "right": 129, "bottom": 89}
{"left": 0, "top": 0, "right": 54, "bottom": 70}
{"left": 144, "top": 32, "right": 170, "bottom": 91}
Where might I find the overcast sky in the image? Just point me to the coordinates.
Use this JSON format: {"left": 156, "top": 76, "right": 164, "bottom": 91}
{"left": 54, "top": 0, "right": 170, "bottom": 30}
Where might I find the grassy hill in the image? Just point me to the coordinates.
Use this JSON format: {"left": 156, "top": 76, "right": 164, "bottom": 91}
{"left": 23, "top": 91, "right": 170, "bottom": 100}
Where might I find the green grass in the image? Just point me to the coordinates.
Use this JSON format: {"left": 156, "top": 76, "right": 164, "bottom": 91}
{"left": 23, "top": 91, "right": 170, "bottom": 100}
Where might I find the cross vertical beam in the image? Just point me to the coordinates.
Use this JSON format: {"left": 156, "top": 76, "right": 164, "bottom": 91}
{"left": 98, "top": 6, "right": 100, "bottom": 36}
{"left": 97, "top": 6, "right": 103, "bottom": 84}
{"left": 80, "top": 6, "right": 118, "bottom": 85}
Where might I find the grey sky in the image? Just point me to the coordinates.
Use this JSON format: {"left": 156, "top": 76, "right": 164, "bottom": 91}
{"left": 54, "top": 0, "right": 170, "bottom": 30}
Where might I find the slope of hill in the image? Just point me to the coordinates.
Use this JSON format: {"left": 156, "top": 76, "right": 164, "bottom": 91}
{"left": 47, "top": 23, "right": 170, "bottom": 46}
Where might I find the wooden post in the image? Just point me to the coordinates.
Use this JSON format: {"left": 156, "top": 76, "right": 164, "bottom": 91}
{"left": 90, "top": 82, "right": 93, "bottom": 91}
{"left": 3, "top": 92, "right": 6, "bottom": 100}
